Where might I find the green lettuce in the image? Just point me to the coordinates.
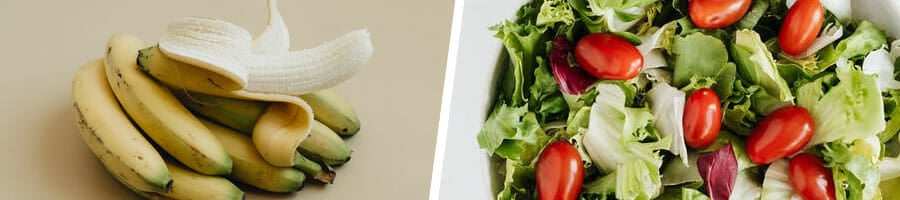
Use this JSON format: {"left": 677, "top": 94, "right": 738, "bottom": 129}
{"left": 734, "top": 0, "right": 769, "bottom": 29}
{"left": 837, "top": 21, "right": 887, "bottom": 60}
{"left": 731, "top": 29, "right": 794, "bottom": 103}
{"left": 722, "top": 80, "right": 763, "bottom": 136}
{"left": 496, "top": 160, "right": 536, "bottom": 200}
{"left": 536, "top": 0, "right": 576, "bottom": 26}
{"left": 529, "top": 57, "right": 568, "bottom": 120}
{"left": 671, "top": 32, "right": 729, "bottom": 88}
{"left": 581, "top": 83, "right": 670, "bottom": 199}
{"left": 477, "top": 104, "right": 550, "bottom": 163}
{"left": 819, "top": 141, "right": 882, "bottom": 200}
{"left": 881, "top": 90, "right": 900, "bottom": 142}
{"left": 569, "top": 0, "right": 657, "bottom": 32}
{"left": 492, "top": 21, "right": 548, "bottom": 107}
{"left": 807, "top": 67, "right": 885, "bottom": 147}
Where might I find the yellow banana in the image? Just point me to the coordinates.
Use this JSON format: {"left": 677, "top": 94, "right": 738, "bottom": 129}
{"left": 201, "top": 119, "right": 307, "bottom": 192}
{"left": 138, "top": 159, "right": 244, "bottom": 200}
{"left": 299, "top": 121, "right": 352, "bottom": 166}
{"left": 172, "top": 90, "right": 352, "bottom": 166}
{"left": 300, "top": 88, "right": 362, "bottom": 137}
{"left": 138, "top": 46, "right": 312, "bottom": 167}
{"left": 72, "top": 59, "right": 172, "bottom": 193}
{"left": 104, "top": 34, "right": 232, "bottom": 175}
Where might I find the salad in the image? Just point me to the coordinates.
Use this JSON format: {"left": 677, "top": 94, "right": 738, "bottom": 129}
{"left": 475, "top": 0, "right": 900, "bottom": 199}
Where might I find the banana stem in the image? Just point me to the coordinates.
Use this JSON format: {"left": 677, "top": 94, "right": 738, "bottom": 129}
{"left": 293, "top": 152, "right": 335, "bottom": 184}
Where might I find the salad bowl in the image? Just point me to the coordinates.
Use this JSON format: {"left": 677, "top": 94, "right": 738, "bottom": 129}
{"left": 437, "top": 0, "right": 900, "bottom": 199}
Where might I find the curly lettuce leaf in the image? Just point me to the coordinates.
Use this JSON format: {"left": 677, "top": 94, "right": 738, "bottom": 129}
{"left": 807, "top": 67, "right": 885, "bottom": 147}
{"left": 584, "top": 83, "right": 669, "bottom": 172}
{"left": 492, "top": 21, "right": 548, "bottom": 106}
{"left": 731, "top": 29, "right": 794, "bottom": 103}
{"left": 477, "top": 104, "right": 550, "bottom": 163}
{"left": 496, "top": 159, "right": 536, "bottom": 200}
{"left": 837, "top": 21, "right": 887, "bottom": 60}
{"left": 722, "top": 80, "right": 763, "bottom": 136}
{"left": 530, "top": 57, "right": 569, "bottom": 119}
{"left": 569, "top": 0, "right": 657, "bottom": 32}
{"left": 616, "top": 159, "right": 664, "bottom": 199}
{"left": 582, "top": 83, "right": 670, "bottom": 199}
{"left": 820, "top": 141, "right": 881, "bottom": 200}
{"left": 537, "top": 0, "right": 576, "bottom": 26}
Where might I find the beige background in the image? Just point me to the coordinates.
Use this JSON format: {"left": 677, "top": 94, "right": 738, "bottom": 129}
{"left": 0, "top": 0, "right": 450, "bottom": 199}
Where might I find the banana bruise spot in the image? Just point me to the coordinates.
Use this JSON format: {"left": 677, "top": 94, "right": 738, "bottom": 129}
{"left": 74, "top": 103, "right": 102, "bottom": 145}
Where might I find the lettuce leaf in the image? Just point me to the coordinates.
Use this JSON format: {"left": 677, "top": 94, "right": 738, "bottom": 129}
{"left": 731, "top": 29, "right": 794, "bottom": 103}
{"left": 583, "top": 83, "right": 669, "bottom": 172}
{"left": 569, "top": 0, "right": 657, "bottom": 32}
{"left": 661, "top": 151, "right": 703, "bottom": 186}
{"left": 807, "top": 67, "right": 885, "bottom": 147}
{"left": 730, "top": 169, "right": 763, "bottom": 200}
{"left": 837, "top": 21, "right": 887, "bottom": 60}
{"left": 760, "top": 159, "right": 802, "bottom": 200}
{"left": 496, "top": 159, "right": 536, "bottom": 200}
{"left": 492, "top": 21, "right": 548, "bottom": 107}
{"left": 722, "top": 80, "right": 763, "bottom": 136}
{"left": 881, "top": 90, "right": 900, "bottom": 142}
{"left": 537, "top": 0, "right": 576, "bottom": 26}
{"left": 582, "top": 83, "right": 670, "bottom": 199}
{"left": 820, "top": 141, "right": 882, "bottom": 200}
{"left": 477, "top": 104, "right": 550, "bottom": 163}
{"left": 734, "top": 0, "right": 769, "bottom": 29}
{"left": 530, "top": 57, "right": 569, "bottom": 119}
{"left": 647, "top": 82, "right": 688, "bottom": 165}
{"left": 671, "top": 32, "right": 729, "bottom": 88}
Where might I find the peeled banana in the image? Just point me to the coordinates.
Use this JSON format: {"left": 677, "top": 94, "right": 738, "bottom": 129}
{"left": 72, "top": 59, "right": 172, "bottom": 193}
{"left": 137, "top": 45, "right": 314, "bottom": 167}
{"left": 138, "top": 159, "right": 244, "bottom": 200}
{"left": 104, "top": 34, "right": 232, "bottom": 175}
{"left": 201, "top": 119, "right": 308, "bottom": 192}
{"left": 300, "top": 88, "right": 362, "bottom": 137}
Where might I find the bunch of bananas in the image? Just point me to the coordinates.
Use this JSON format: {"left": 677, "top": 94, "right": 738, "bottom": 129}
{"left": 72, "top": 34, "right": 361, "bottom": 199}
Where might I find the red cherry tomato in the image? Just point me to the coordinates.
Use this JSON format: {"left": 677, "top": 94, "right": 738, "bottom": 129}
{"left": 688, "top": 0, "right": 753, "bottom": 29}
{"left": 747, "top": 106, "right": 815, "bottom": 164}
{"left": 778, "top": 0, "right": 824, "bottom": 56}
{"left": 789, "top": 153, "right": 836, "bottom": 200}
{"left": 574, "top": 33, "right": 643, "bottom": 80}
{"left": 683, "top": 88, "right": 722, "bottom": 149}
{"left": 536, "top": 141, "right": 584, "bottom": 200}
